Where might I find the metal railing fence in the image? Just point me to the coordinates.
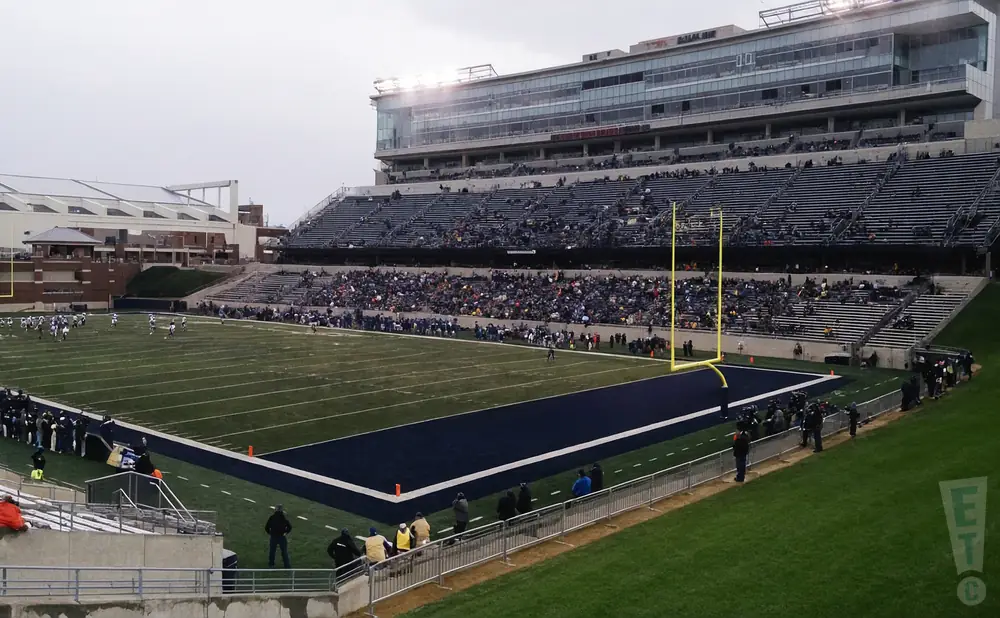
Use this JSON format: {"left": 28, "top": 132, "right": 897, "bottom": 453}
{"left": 365, "top": 383, "right": 926, "bottom": 614}
{"left": 0, "top": 558, "right": 367, "bottom": 601}
{"left": 19, "top": 499, "right": 217, "bottom": 536}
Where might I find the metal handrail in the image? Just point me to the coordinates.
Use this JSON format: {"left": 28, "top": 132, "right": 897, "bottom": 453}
{"left": 364, "top": 380, "right": 937, "bottom": 615}
{"left": 0, "top": 564, "right": 364, "bottom": 601}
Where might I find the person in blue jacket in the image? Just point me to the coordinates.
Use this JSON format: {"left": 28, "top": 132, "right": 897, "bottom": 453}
{"left": 571, "top": 469, "right": 591, "bottom": 498}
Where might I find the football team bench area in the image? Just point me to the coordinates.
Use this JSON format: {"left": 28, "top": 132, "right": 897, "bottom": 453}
{"left": 1, "top": 317, "right": 844, "bottom": 523}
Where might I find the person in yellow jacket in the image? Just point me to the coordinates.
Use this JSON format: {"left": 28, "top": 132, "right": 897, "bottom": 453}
{"left": 410, "top": 512, "right": 431, "bottom": 546}
{"left": 364, "top": 527, "right": 391, "bottom": 564}
{"left": 393, "top": 522, "right": 414, "bottom": 556}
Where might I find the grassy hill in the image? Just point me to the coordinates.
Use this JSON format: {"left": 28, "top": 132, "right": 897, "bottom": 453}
{"left": 402, "top": 285, "right": 1000, "bottom": 618}
{"left": 124, "top": 266, "right": 227, "bottom": 298}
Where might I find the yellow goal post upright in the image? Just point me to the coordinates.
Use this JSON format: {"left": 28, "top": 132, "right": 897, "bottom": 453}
{"left": 668, "top": 201, "right": 730, "bottom": 419}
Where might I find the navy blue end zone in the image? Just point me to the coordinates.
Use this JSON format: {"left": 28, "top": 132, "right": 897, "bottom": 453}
{"left": 23, "top": 365, "right": 844, "bottom": 524}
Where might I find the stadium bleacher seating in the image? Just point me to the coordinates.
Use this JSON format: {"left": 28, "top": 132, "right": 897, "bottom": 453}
{"left": 285, "top": 150, "right": 1000, "bottom": 251}
{"left": 206, "top": 270, "right": 979, "bottom": 350}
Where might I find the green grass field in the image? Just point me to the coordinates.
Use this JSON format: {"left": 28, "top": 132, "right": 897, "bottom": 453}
{"left": 399, "top": 285, "right": 1000, "bottom": 618}
{"left": 0, "top": 314, "right": 907, "bottom": 571}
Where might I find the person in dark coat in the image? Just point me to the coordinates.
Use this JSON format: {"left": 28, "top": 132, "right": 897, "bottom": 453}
{"left": 31, "top": 448, "right": 45, "bottom": 473}
{"left": 496, "top": 490, "right": 517, "bottom": 521}
{"left": 733, "top": 430, "right": 750, "bottom": 483}
{"left": 516, "top": 483, "right": 533, "bottom": 514}
{"left": 327, "top": 528, "right": 362, "bottom": 577}
{"left": 73, "top": 417, "right": 89, "bottom": 457}
{"left": 848, "top": 402, "right": 860, "bottom": 438}
{"left": 264, "top": 504, "right": 292, "bottom": 568}
{"left": 589, "top": 463, "right": 604, "bottom": 493}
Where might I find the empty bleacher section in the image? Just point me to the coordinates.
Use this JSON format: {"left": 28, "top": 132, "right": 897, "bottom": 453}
{"left": 285, "top": 150, "right": 1000, "bottom": 251}
{"left": 866, "top": 279, "right": 979, "bottom": 348}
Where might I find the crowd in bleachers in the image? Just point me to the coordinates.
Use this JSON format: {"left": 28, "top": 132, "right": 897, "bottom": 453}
{"left": 206, "top": 269, "right": 918, "bottom": 344}
{"left": 286, "top": 148, "right": 1000, "bottom": 252}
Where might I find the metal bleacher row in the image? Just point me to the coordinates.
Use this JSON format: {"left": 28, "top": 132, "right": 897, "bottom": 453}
{"left": 284, "top": 150, "right": 1000, "bottom": 251}
{"left": 0, "top": 478, "right": 151, "bottom": 534}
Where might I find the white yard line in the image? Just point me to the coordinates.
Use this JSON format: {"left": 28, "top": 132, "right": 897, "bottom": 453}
{"left": 104, "top": 349, "right": 536, "bottom": 409}
{"left": 210, "top": 365, "right": 636, "bottom": 439}
{"left": 56, "top": 345, "right": 416, "bottom": 397}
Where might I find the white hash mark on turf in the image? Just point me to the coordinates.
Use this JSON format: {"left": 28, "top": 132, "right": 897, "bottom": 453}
{"left": 614, "top": 469, "right": 623, "bottom": 474}
{"left": 470, "top": 516, "right": 483, "bottom": 523}
{"left": 666, "top": 452, "right": 675, "bottom": 456}
{"left": 550, "top": 490, "right": 561, "bottom": 496}
{"left": 200, "top": 484, "right": 210, "bottom": 488}
{"left": 697, "top": 443, "right": 704, "bottom": 447}
{"left": 221, "top": 491, "right": 231, "bottom": 496}
{"left": 681, "top": 447, "right": 689, "bottom": 451}
{"left": 325, "top": 525, "right": 337, "bottom": 531}
{"left": 297, "top": 516, "right": 308, "bottom": 521}
{"left": 177, "top": 476, "right": 189, "bottom": 481}
{"left": 633, "top": 463, "right": 641, "bottom": 468}
{"left": 243, "top": 497, "right": 256, "bottom": 503}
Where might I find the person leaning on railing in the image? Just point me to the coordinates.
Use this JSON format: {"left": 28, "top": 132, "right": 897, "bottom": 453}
{"left": 327, "top": 528, "right": 362, "bottom": 576}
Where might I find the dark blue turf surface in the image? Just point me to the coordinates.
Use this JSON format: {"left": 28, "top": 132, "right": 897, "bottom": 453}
{"left": 23, "top": 365, "right": 846, "bottom": 523}
{"left": 263, "top": 365, "right": 842, "bottom": 493}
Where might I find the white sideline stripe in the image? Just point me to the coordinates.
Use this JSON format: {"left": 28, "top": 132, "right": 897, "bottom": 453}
{"left": 178, "top": 312, "right": 833, "bottom": 378}
{"left": 21, "top": 370, "right": 839, "bottom": 505}
{"left": 212, "top": 365, "right": 635, "bottom": 439}
{"left": 132, "top": 355, "right": 551, "bottom": 417}
{"left": 397, "top": 374, "right": 836, "bottom": 500}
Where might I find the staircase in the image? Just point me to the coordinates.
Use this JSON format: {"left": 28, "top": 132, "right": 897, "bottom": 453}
{"left": 826, "top": 146, "right": 906, "bottom": 244}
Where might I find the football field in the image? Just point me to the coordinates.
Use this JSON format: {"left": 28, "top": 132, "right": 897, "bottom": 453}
{"left": 0, "top": 315, "right": 672, "bottom": 453}
{"left": 0, "top": 312, "right": 908, "bottom": 568}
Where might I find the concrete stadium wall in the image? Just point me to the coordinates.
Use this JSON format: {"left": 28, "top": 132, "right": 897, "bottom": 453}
{"left": 0, "top": 529, "right": 224, "bottom": 586}
{"left": 0, "top": 581, "right": 370, "bottom": 618}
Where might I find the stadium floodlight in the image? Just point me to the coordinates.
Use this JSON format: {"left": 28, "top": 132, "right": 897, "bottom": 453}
{"left": 373, "top": 64, "right": 499, "bottom": 95}
{"left": 669, "top": 203, "right": 728, "bottom": 412}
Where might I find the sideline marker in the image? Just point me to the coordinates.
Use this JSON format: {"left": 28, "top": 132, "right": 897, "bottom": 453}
{"left": 248, "top": 446, "right": 254, "bottom": 457}
{"left": 395, "top": 483, "right": 401, "bottom": 497}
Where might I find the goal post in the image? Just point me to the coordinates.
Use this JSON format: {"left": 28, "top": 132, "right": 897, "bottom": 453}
{"left": 668, "top": 201, "right": 729, "bottom": 414}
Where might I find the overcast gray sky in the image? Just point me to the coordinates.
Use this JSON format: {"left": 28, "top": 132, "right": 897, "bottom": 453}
{"left": 0, "top": 0, "right": 789, "bottom": 225}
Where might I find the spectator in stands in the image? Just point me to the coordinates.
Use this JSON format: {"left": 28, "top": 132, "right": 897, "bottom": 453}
{"left": 30, "top": 448, "right": 45, "bottom": 481}
{"left": 589, "top": 463, "right": 604, "bottom": 492}
{"left": 73, "top": 416, "right": 88, "bottom": 457}
{"left": 410, "top": 512, "right": 431, "bottom": 547}
{"left": 572, "top": 469, "right": 592, "bottom": 498}
{"left": 0, "top": 496, "right": 29, "bottom": 533}
{"left": 496, "top": 489, "right": 518, "bottom": 521}
{"left": 327, "top": 529, "right": 362, "bottom": 577}
{"left": 364, "top": 527, "right": 392, "bottom": 564}
{"left": 264, "top": 504, "right": 293, "bottom": 568}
